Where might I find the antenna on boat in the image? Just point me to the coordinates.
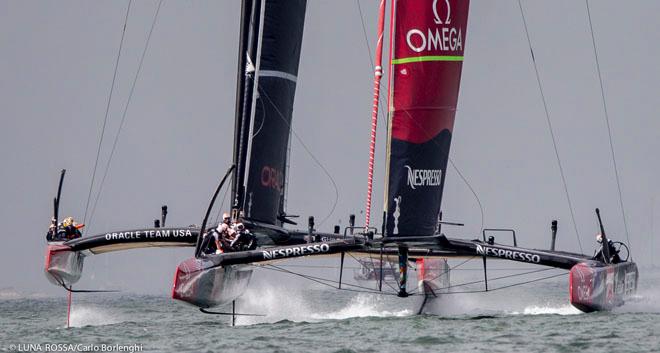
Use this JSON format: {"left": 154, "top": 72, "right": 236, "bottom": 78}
{"left": 550, "top": 220, "right": 558, "bottom": 251}
{"left": 195, "top": 165, "right": 236, "bottom": 258}
{"left": 53, "top": 169, "right": 66, "bottom": 227}
{"left": 161, "top": 205, "right": 168, "bottom": 227}
{"left": 595, "top": 208, "right": 611, "bottom": 264}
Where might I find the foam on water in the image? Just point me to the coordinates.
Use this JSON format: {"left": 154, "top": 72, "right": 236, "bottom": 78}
{"left": 614, "top": 287, "right": 660, "bottom": 313}
{"left": 310, "top": 294, "right": 411, "bottom": 320}
{"left": 235, "top": 284, "right": 314, "bottom": 325}
{"left": 234, "top": 285, "right": 411, "bottom": 325}
{"left": 511, "top": 304, "right": 581, "bottom": 316}
{"left": 68, "top": 306, "right": 123, "bottom": 327}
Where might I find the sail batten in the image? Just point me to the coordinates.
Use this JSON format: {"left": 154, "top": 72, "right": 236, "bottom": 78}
{"left": 384, "top": 0, "right": 470, "bottom": 237}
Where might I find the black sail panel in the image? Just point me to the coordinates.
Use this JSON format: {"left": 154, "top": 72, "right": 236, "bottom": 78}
{"left": 244, "top": 0, "right": 306, "bottom": 225}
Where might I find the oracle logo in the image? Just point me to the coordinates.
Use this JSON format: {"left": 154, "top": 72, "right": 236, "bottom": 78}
{"left": 261, "top": 166, "right": 283, "bottom": 191}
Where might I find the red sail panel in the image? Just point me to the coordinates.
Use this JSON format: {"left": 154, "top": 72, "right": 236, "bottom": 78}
{"left": 384, "top": 0, "right": 469, "bottom": 236}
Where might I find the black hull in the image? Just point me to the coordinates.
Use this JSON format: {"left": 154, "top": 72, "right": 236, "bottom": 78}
{"left": 172, "top": 257, "right": 253, "bottom": 308}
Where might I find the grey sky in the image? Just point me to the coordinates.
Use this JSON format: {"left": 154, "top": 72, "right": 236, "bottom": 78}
{"left": 1, "top": 0, "right": 659, "bottom": 295}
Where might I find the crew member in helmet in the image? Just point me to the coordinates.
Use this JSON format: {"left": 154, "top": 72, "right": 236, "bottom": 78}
{"left": 47, "top": 217, "right": 83, "bottom": 241}
{"left": 593, "top": 233, "right": 621, "bottom": 264}
{"left": 62, "top": 217, "right": 83, "bottom": 240}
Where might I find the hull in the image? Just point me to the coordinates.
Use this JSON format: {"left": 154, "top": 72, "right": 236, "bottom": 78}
{"left": 172, "top": 257, "right": 253, "bottom": 308}
{"left": 569, "top": 261, "right": 638, "bottom": 312}
{"left": 44, "top": 244, "right": 84, "bottom": 288}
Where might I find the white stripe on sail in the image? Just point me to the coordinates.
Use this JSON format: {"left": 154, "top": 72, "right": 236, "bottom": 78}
{"left": 259, "top": 70, "right": 297, "bottom": 83}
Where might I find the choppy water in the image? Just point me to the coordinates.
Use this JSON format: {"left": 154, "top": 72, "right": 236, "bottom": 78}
{"left": 2, "top": 268, "right": 659, "bottom": 353}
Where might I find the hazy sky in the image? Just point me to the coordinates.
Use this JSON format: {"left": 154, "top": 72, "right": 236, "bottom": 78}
{"left": 1, "top": 0, "right": 659, "bottom": 295}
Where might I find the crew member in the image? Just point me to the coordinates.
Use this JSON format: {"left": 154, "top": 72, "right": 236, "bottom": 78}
{"left": 46, "top": 217, "right": 60, "bottom": 241}
{"left": 47, "top": 217, "right": 84, "bottom": 241}
{"left": 593, "top": 233, "right": 621, "bottom": 264}
{"left": 61, "top": 217, "right": 83, "bottom": 240}
{"left": 217, "top": 213, "right": 236, "bottom": 252}
{"left": 230, "top": 220, "right": 257, "bottom": 251}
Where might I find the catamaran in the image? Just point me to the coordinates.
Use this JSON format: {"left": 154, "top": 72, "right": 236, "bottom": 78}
{"left": 45, "top": 0, "right": 639, "bottom": 322}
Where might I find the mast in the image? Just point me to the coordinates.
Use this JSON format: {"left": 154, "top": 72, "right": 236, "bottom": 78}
{"left": 233, "top": 0, "right": 263, "bottom": 214}
{"left": 364, "top": 0, "right": 387, "bottom": 232}
{"left": 231, "top": 0, "right": 253, "bottom": 206}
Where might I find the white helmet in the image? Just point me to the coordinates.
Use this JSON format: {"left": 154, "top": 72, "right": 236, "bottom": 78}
{"left": 596, "top": 233, "right": 603, "bottom": 244}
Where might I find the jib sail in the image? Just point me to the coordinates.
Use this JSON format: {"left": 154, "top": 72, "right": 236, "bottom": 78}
{"left": 242, "top": 0, "right": 307, "bottom": 225}
{"left": 384, "top": 0, "right": 470, "bottom": 236}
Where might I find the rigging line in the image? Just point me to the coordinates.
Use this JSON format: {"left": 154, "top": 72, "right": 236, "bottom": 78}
{"left": 257, "top": 87, "right": 339, "bottom": 227}
{"left": 484, "top": 271, "right": 567, "bottom": 293}
{"left": 263, "top": 262, "right": 563, "bottom": 297}
{"left": 258, "top": 263, "right": 398, "bottom": 296}
{"left": 518, "top": 0, "right": 583, "bottom": 253}
{"left": 417, "top": 272, "right": 567, "bottom": 296}
{"left": 83, "top": 0, "right": 133, "bottom": 226}
{"left": 356, "top": 0, "right": 374, "bottom": 71}
{"left": 251, "top": 98, "right": 266, "bottom": 138}
{"left": 267, "top": 262, "right": 395, "bottom": 293}
{"left": 87, "top": 0, "right": 164, "bottom": 231}
{"left": 406, "top": 267, "right": 560, "bottom": 296}
{"left": 448, "top": 158, "right": 485, "bottom": 232}
{"left": 259, "top": 264, "right": 338, "bottom": 290}
{"left": 265, "top": 262, "right": 399, "bottom": 294}
{"left": 444, "top": 267, "right": 556, "bottom": 291}
{"left": 348, "top": 251, "right": 399, "bottom": 293}
{"left": 355, "top": 0, "right": 388, "bottom": 125}
{"left": 585, "top": 0, "right": 632, "bottom": 254}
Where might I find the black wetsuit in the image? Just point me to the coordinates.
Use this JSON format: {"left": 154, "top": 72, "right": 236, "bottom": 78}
{"left": 63, "top": 225, "right": 82, "bottom": 240}
{"left": 46, "top": 225, "right": 79, "bottom": 241}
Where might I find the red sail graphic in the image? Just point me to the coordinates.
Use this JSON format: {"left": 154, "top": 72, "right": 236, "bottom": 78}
{"left": 384, "top": 0, "right": 469, "bottom": 236}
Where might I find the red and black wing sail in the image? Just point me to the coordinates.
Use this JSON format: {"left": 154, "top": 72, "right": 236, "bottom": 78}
{"left": 384, "top": 0, "right": 470, "bottom": 236}
{"left": 243, "top": 0, "right": 307, "bottom": 225}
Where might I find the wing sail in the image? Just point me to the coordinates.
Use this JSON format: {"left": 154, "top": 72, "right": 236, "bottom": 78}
{"left": 384, "top": 0, "right": 470, "bottom": 236}
{"left": 243, "top": 0, "right": 307, "bottom": 225}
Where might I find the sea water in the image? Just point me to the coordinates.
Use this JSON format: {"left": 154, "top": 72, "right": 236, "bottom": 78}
{"left": 1, "top": 268, "right": 659, "bottom": 353}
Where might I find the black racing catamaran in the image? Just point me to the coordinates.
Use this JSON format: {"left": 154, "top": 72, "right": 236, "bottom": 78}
{"left": 170, "top": 0, "right": 364, "bottom": 310}
{"left": 171, "top": 0, "right": 638, "bottom": 316}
